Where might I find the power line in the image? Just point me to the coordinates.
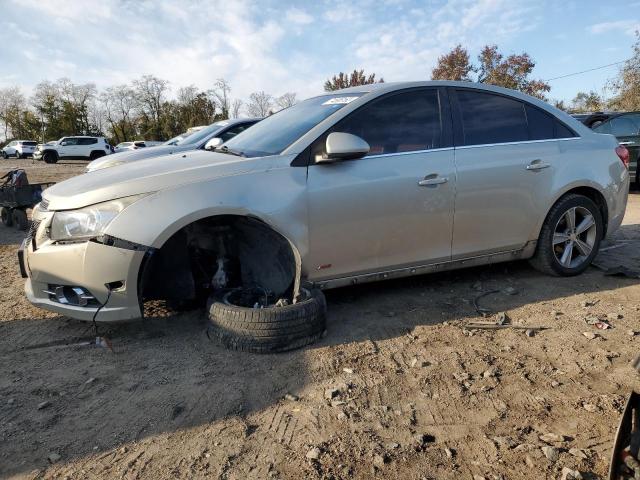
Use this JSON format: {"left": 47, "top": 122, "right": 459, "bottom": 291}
{"left": 545, "top": 60, "right": 627, "bottom": 82}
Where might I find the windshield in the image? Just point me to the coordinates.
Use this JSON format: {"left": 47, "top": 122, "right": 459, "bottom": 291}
{"left": 222, "top": 93, "right": 364, "bottom": 157}
{"left": 173, "top": 121, "right": 228, "bottom": 146}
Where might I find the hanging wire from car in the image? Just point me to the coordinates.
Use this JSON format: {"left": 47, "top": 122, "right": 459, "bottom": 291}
{"left": 91, "top": 285, "right": 113, "bottom": 351}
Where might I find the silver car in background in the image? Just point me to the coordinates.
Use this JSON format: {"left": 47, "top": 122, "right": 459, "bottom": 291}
{"left": 21, "top": 81, "right": 628, "bottom": 325}
{"left": 86, "top": 118, "right": 261, "bottom": 171}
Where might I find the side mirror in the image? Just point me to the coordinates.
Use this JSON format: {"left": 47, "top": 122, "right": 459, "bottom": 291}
{"left": 316, "top": 132, "right": 370, "bottom": 164}
{"left": 60, "top": 141, "right": 67, "bottom": 146}
{"left": 204, "top": 137, "right": 223, "bottom": 151}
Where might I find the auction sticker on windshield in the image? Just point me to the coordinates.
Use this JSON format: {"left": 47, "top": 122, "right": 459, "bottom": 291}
{"left": 322, "top": 96, "right": 359, "bottom": 105}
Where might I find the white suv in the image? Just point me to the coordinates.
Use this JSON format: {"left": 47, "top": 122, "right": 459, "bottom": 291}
{"left": 33, "top": 136, "right": 112, "bottom": 164}
{"left": 2, "top": 140, "right": 38, "bottom": 159}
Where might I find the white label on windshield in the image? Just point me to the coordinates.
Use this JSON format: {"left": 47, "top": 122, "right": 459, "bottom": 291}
{"left": 322, "top": 96, "right": 359, "bottom": 105}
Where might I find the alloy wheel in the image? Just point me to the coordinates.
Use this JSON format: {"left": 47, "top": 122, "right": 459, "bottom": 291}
{"left": 552, "top": 206, "right": 597, "bottom": 269}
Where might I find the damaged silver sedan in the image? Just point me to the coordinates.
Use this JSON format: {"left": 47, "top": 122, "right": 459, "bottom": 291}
{"left": 20, "top": 81, "right": 629, "bottom": 351}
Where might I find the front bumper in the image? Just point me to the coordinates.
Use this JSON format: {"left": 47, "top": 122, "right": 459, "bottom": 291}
{"left": 23, "top": 235, "right": 146, "bottom": 322}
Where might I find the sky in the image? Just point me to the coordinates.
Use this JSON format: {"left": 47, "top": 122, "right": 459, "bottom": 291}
{"left": 0, "top": 0, "right": 637, "bottom": 105}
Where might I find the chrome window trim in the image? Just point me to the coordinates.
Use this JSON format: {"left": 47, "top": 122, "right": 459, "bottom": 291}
{"left": 366, "top": 146, "right": 454, "bottom": 159}
{"left": 455, "top": 136, "right": 581, "bottom": 150}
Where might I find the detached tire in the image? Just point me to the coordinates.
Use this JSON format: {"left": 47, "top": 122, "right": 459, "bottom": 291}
{"left": 208, "top": 288, "right": 327, "bottom": 353}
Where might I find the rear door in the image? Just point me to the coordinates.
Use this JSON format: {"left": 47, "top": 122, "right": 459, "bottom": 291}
{"left": 450, "top": 88, "right": 578, "bottom": 258}
{"left": 594, "top": 114, "right": 640, "bottom": 181}
{"left": 306, "top": 88, "right": 456, "bottom": 280}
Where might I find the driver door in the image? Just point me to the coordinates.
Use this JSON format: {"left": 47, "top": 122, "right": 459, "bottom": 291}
{"left": 305, "top": 88, "right": 455, "bottom": 281}
{"left": 58, "top": 137, "right": 79, "bottom": 158}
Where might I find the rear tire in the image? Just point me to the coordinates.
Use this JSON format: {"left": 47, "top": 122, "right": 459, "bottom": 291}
{"left": 43, "top": 151, "right": 57, "bottom": 164}
{"left": 207, "top": 288, "right": 327, "bottom": 353}
{"left": 1, "top": 208, "right": 13, "bottom": 227}
{"left": 12, "top": 209, "right": 28, "bottom": 231}
{"left": 89, "top": 151, "right": 106, "bottom": 160}
{"left": 529, "top": 194, "right": 603, "bottom": 276}
{"left": 1, "top": 151, "right": 7, "bottom": 159}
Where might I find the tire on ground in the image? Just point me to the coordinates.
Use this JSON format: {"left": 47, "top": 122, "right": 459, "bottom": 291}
{"left": 207, "top": 288, "right": 327, "bottom": 353}
{"left": 1, "top": 207, "right": 13, "bottom": 226}
{"left": 89, "top": 150, "right": 105, "bottom": 160}
{"left": 12, "top": 209, "right": 29, "bottom": 231}
{"left": 529, "top": 193, "right": 603, "bottom": 277}
{"left": 43, "top": 151, "right": 57, "bottom": 164}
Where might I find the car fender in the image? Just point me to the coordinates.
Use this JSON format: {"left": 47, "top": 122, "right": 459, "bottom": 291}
{"left": 104, "top": 164, "right": 310, "bottom": 272}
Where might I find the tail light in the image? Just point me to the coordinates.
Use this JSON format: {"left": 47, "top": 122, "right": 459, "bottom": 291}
{"left": 616, "top": 145, "right": 630, "bottom": 168}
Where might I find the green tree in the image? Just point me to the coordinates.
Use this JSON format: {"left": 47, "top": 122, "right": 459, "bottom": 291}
{"left": 570, "top": 91, "right": 605, "bottom": 113}
{"left": 431, "top": 45, "right": 474, "bottom": 81}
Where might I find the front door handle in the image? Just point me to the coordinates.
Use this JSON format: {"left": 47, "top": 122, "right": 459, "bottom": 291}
{"left": 526, "top": 160, "right": 550, "bottom": 171}
{"left": 418, "top": 174, "right": 448, "bottom": 186}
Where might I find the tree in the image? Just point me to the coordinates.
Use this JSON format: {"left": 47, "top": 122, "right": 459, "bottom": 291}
{"left": 275, "top": 92, "right": 297, "bottom": 110}
{"left": 132, "top": 75, "right": 170, "bottom": 139}
{"left": 212, "top": 78, "right": 232, "bottom": 118}
{"left": 246, "top": 91, "right": 273, "bottom": 117}
{"left": 100, "top": 84, "right": 138, "bottom": 143}
{"left": 324, "top": 69, "right": 383, "bottom": 92}
{"left": 570, "top": 91, "right": 605, "bottom": 113}
{"left": 430, "top": 44, "right": 550, "bottom": 99}
{"left": 431, "top": 45, "right": 474, "bottom": 81}
{"left": 552, "top": 99, "right": 568, "bottom": 111}
{"left": 0, "top": 86, "right": 26, "bottom": 141}
{"left": 231, "top": 99, "right": 243, "bottom": 118}
{"left": 609, "top": 30, "right": 640, "bottom": 111}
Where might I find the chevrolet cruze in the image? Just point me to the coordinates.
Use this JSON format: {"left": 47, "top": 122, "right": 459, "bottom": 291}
{"left": 20, "top": 81, "right": 629, "bottom": 329}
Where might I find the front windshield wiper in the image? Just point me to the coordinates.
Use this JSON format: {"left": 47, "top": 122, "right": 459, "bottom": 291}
{"left": 213, "top": 145, "right": 246, "bottom": 157}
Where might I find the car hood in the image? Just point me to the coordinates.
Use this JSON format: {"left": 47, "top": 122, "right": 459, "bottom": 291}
{"left": 44, "top": 150, "right": 292, "bottom": 211}
{"left": 86, "top": 144, "right": 193, "bottom": 171}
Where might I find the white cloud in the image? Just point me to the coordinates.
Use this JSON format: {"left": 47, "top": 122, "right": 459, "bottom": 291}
{"left": 285, "top": 7, "right": 313, "bottom": 25}
{"left": 589, "top": 19, "right": 638, "bottom": 36}
{"left": 0, "top": 0, "right": 544, "bottom": 105}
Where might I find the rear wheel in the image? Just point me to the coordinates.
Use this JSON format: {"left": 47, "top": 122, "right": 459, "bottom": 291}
{"left": 89, "top": 150, "right": 106, "bottom": 160}
{"left": 12, "top": 209, "right": 28, "bottom": 231}
{"left": 1, "top": 207, "right": 13, "bottom": 226}
{"left": 43, "top": 151, "right": 57, "bottom": 164}
{"left": 1, "top": 151, "right": 7, "bottom": 159}
{"left": 529, "top": 194, "right": 602, "bottom": 276}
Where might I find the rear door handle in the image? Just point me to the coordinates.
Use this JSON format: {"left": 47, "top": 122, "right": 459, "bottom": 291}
{"left": 418, "top": 174, "right": 448, "bottom": 186}
{"left": 526, "top": 160, "right": 550, "bottom": 171}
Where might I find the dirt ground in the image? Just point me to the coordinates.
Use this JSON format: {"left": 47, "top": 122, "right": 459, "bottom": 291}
{"left": 1, "top": 158, "right": 640, "bottom": 480}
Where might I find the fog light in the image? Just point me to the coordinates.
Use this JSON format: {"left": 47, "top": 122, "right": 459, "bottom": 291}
{"left": 43, "top": 285, "right": 97, "bottom": 307}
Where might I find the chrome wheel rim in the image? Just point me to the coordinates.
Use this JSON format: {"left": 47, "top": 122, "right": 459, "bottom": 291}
{"left": 553, "top": 206, "right": 597, "bottom": 269}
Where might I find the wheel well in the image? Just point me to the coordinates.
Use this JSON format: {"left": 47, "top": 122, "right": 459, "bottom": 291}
{"left": 562, "top": 186, "right": 608, "bottom": 235}
{"left": 139, "top": 215, "right": 300, "bottom": 308}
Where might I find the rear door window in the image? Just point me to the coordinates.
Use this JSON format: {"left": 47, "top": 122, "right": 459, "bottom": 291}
{"left": 456, "top": 90, "right": 528, "bottom": 146}
{"left": 78, "top": 138, "right": 98, "bottom": 145}
{"left": 525, "top": 105, "right": 554, "bottom": 140}
{"left": 319, "top": 88, "right": 443, "bottom": 157}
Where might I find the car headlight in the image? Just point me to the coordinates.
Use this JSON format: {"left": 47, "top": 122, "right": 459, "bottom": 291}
{"left": 50, "top": 194, "right": 147, "bottom": 241}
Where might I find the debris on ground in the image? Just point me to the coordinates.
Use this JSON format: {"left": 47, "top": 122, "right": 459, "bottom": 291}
{"left": 582, "top": 332, "right": 599, "bottom": 340}
{"left": 541, "top": 445, "right": 559, "bottom": 462}
{"left": 284, "top": 393, "right": 299, "bottom": 402}
{"left": 306, "top": 447, "right": 321, "bottom": 461}
{"left": 37, "top": 401, "right": 51, "bottom": 410}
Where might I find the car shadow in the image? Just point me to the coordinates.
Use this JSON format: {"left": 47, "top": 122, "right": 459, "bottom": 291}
{"left": 1, "top": 223, "right": 639, "bottom": 476}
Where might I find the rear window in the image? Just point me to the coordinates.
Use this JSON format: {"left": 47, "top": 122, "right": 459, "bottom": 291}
{"left": 22, "top": 141, "right": 37, "bottom": 146}
{"left": 78, "top": 138, "right": 98, "bottom": 145}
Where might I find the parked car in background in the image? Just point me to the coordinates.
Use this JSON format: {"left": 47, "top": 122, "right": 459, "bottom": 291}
{"left": 114, "top": 140, "right": 163, "bottom": 153}
{"left": 186, "top": 125, "right": 207, "bottom": 134}
{"left": 33, "top": 136, "right": 112, "bottom": 164}
{"left": 86, "top": 118, "right": 261, "bottom": 172}
{"left": 21, "top": 82, "right": 628, "bottom": 355}
{"left": 590, "top": 112, "right": 640, "bottom": 183}
{"left": 2, "top": 140, "right": 38, "bottom": 158}
{"left": 571, "top": 112, "right": 616, "bottom": 128}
